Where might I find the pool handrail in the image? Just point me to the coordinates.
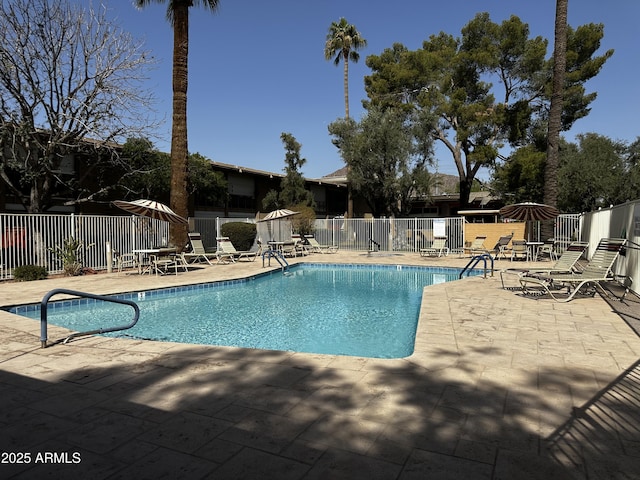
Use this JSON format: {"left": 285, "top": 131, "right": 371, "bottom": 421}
{"left": 40, "top": 288, "right": 140, "bottom": 348}
{"left": 459, "top": 254, "right": 494, "bottom": 279}
{"left": 262, "top": 248, "right": 289, "bottom": 272}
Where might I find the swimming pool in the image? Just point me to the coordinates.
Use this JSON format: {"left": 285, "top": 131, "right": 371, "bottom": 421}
{"left": 11, "top": 263, "right": 476, "bottom": 358}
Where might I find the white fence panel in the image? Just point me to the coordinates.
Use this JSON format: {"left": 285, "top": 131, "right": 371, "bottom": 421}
{"left": 0, "top": 214, "right": 168, "bottom": 279}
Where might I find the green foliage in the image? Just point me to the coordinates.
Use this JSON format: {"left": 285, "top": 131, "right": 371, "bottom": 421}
{"left": 120, "top": 138, "right": 227, "bottom": 206}
{"left": 121, "top": 138, "right": 171, "bottom": 201}
{"left": 188, "top": 152, "right": 228, "bottom": 206}
{"left": 262, "top": 133, "right": 315, "bottom": 211}
{"left": 13, "top": 265, "right": 48, "bottom": 282}
{"left": 362, "top": 11, "right": 612, "bottom": 208}
{"left": 558, "top": 134, "right": 630, "bottom": 212}
{"left": 491, "top": 133, "right": 640, "bottom": 213}
{"left": 48, "top": 237, "right": 83, "bottom": 276}
{"left": 290, "top": 204, "right": 316, "bottom": 236}
{"left": 492, "top": 145, "right": 546, "bottom": 203}
{"left": 328, "top": 107, "right": 434, "bottom": 217}
{"left": 220, "top": 222, "right": 257, "bottom": 251}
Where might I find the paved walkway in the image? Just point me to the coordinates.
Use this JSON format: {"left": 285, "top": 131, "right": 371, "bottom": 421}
{"left": 1, "top": 252, "right": 639, "bottom": 479}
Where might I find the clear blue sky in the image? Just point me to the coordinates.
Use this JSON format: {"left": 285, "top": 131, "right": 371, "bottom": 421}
{"left": 108, "top": 0, "right": 639, "bottom": 180}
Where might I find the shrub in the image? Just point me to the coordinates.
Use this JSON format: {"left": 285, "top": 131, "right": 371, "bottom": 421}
{"left": 220, "top": 222, "right": 257, "bottom": 251}
{"left": 290, "top": 204, "right": 316, "bottom": 236}
{"left": 49, "top": 236, "right": 84, "bottom": 276}
{"left": 13, "top": 265, "right": 49, "bottom": 282}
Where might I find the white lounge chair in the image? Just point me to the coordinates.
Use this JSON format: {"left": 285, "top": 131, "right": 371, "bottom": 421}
{"left": 182, "top": 233, "right": 223, "bottom": 265}
{"left": 304, "top": 235, "right": 338, "bottom": 254}
{"left": 217, "top": 237, "right": 261, "bottom": 262}
{"left": 463, "top": 236, "right": 488, "bottom": 257}
{"left": 500, "top": 241, "right": 588, "bottom": 289}
{"left": 420, "top": 236, "right": 449, "bottom": 257}
{"left": 518, "top": 238, "right": 627, "bottom": 302}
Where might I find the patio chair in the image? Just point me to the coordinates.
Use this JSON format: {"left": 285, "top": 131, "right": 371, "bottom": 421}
{"left": 500, "top": 241, "right": 588, "bottom": 288}
{"left": 304, "top": 235, "right": 338, "bottom": 254}
{"left": 463, "top": 236, "right": 487, "bottom": 256}
{"left": 510, "top": 239, "right": 528, "bottom": 261}
{"left": 115, "top": 252, "right": 138, "bottom": 273}
{"left": 182, "top": 233, "right": 222, "bottom": 265}
{"left": 217, "top": 236, "right": 261, "bottom": 262}
{"left": 291, "top": 234, "right": 310, "bottom": 256}
{"left": 537, "top": 240, "right": 558, "bottom": 261}
{"left": 151, "top": 248, "right": 187, "bottom": 276}
{"left": 491, "top": 234, "right": 513, "bottom": 260}
{"left": 420, "top": 236, "right": 449, "bottom": 257}
{"left": 518, "top": 238, "right": 627, "bottom": 302}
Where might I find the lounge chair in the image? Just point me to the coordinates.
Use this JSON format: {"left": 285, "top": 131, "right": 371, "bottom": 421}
{"left": 491, "top": 234, "right": 513, "bottom": 260}
{"left": 420, "top": 236, "right": 449, "bottom": 257}
{"left": 500, "top": 241, "right": 588, "bottom": 288}
{"left": 291, "top": 234, "right": 310, "bottom": 256}
{"left": 510, "top": 239, "right": 528, "bottom": 261}
{"left": 304, "top": 235, "right": 338, "bottom": 254}
{"left": 181, "top": 233, "right": 223, "bottom": 265}
{"left": 518, "top": 238, "right": 627, "bottom": 302}
{"left": 463, "top": 236, "right": 487, "bottom": 256}
{"left": 217, "top": 237, "right": 261, "bottom": 262}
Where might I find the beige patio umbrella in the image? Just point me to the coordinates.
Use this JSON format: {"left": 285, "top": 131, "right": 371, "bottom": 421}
{"left": 113, "top": 199, "right": 188, "bottom": 225}
{"left": 257, "top": 209, "right": 299, "bottom": 241}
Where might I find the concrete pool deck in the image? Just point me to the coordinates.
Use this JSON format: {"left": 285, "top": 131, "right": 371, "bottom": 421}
{"left": 1, "top": 252, "right": 639, "bottom": 479}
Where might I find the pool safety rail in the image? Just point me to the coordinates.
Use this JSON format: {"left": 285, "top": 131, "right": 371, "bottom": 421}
{"left": 459, "top": 254, "right": 494, "bottom": 279}
{"left": 262, "top": 249, "right": 289, "bottom": 272}
{"left": 40, "top": 288, "right": 140, "bottom": 348}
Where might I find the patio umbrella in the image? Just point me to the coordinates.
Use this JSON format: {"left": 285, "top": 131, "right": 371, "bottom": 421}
{"left": 258, "top": 209, "right": 299, "bottom": 222}
{"left": 257, "top": 209, "right": 298, "bottom": 241}
{"left": 499, "top": 202, "right": 559, "bottom": 242}
{"left": 112, "top": 199, "right": 188, "bottom": 225}
{"left": 499, "top": 202, "right": 559, "bottom": 222}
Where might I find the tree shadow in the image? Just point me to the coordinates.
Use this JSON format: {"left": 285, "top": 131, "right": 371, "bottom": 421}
{"left": 0, "top": 335, "right": 602, "bottom": 479}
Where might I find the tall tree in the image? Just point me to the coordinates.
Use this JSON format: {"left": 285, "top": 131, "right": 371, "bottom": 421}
{"left": 542, "top": 0, "right": 568, "bottom": 239}
{"left": 324, "top": 18, "right": 366, "bottom": 218}
{"left": 263, "top": 132, "right": 315, "bottom": 211}
{"left": 134, "top": 0, "right": 220, "bottom": 249}
{"left": 328, "top": 107, "right": 434, "bottom": 217}
{"left": 558, "top": 134, "right": 629, "bottom": 212}
{"left": 364, "top": 12, "right": 611, "bottom": 210}
{"left": 324, "top": 18, "right": 367, "bottom": 119}
{"left": 0, "top": 0, "right": 156, "bottom": 212}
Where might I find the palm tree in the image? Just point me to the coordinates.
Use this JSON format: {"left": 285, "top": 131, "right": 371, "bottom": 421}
{"left": 543, "top": 0, "right": 568, "bottom": 240}
{"left": 134, "top": 0, "right": 220, "bottom": 249}
{"left": 324, "top": 18, "right": 367, "bottom": 119}
{"left": 325, "top": 18, "right": 366, "bottom": 217}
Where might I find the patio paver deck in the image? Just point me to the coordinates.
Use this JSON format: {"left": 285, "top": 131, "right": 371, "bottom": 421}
{"left": 1, "top": 252, "right": 639, "bottom": 479}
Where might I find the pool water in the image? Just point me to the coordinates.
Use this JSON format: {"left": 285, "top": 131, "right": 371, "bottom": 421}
{"left": 12, "top": 264, "right": 473, "bottom": 358}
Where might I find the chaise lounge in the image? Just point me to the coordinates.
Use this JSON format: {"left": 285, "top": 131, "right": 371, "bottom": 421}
{"left": 518, "top": 238, "right": 627, "bottom": 302}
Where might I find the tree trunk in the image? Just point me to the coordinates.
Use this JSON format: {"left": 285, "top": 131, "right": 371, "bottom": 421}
{"left": 343, "top": 52, "right": 354, "bottom": 217}
{"left": 170, "top": 4, "right": 190, "bottom": 250}
{"left": 542, "top": 0, "right": 568, "bottom": 240}
{"left": 343, "top": 51, "right": 350, "bottom": 119}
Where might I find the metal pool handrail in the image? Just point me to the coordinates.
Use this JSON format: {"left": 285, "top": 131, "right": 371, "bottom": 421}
{"left": 40, "top": 288, "right": 140, "bottom": 348}
{"left": 459, "top": 254, "right": 494, "bottom": 279}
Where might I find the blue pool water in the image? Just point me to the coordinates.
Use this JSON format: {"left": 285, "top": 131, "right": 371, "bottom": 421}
{"left": 11, "top": 264, "right": 474, "bottom": 358}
